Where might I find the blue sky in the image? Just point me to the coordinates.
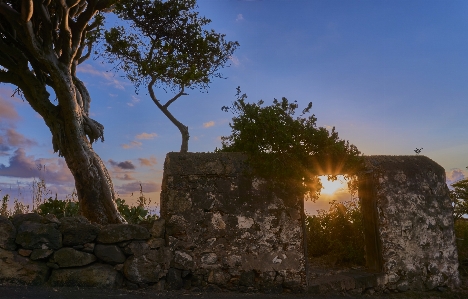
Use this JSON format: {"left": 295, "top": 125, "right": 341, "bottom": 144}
{"left": 1, "top": 0, "right": 467, "bottom": 213}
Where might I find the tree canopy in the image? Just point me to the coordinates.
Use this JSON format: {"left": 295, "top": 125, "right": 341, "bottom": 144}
{"left": 219, "top": 87, "right": 363, "bottom": 200}
{"left": 0, "top": 0, "right": 237, "bottom": 223}
{"left": 104, "top": 0, "right": 239, "bottom": 152}
{"left": 451, "top": 179, "right": 468, "bottom": 220}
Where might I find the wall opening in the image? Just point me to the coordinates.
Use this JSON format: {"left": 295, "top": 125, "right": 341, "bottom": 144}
{"left": 304, "top": 175, "right": 382, "bottom": 283}
{"left": 304, "top": 175, "right": 367, "bottom": 275}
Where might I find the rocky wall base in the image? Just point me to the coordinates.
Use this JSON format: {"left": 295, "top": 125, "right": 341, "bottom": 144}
{"left": 0, "top": 213, "right": 296, "bottom": 293}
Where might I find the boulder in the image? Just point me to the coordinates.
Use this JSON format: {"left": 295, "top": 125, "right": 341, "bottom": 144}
{"left": 123, "top": 247, "right": 173, "bottom": 283}
{"left": 150, "top": 218, "right": 166, "bottom": 238}
{"left": 60, "top": 216, "right": 99, "bottom": 246}
{"left": 0, "top": 248, "right": 50, "bottom": 285}
{"left": 0, "top": 216, "right": 17, "bottom": 250}
{"left": 147, "top": 238, "right": 166, "bottom": 249}
{"left": 53, "top": 248, "right": 97, "bottom": 267}
{"left": 174, "top": 250, "right": 194, "bottom": 270}
{"left": 123, "top": 255, "right": 163, "bottom": 284}
{"left": 123, "top": 241, "right": 150, "bottom": 256}
{"left": 97, "top": 224, "right": 150, "bottom": 244}
{"left": 94, "top": 244, "right": 126, "bottom": 264}
{"left": 15, "top": 221, "right": 62, "bottom": 250}
{"left": 30, "top": 249, "right": 54, "bottom": 261}
{"left": 166, "top": 268, "right": 183, "bottom": 290}
{"left": 208, "top": 269, "right": 230, "bottom": 285}
{"left": 11, "top": 213, "right": 43, "bottom": 228}
{"left": 49, "top": 263, "right": 123, "bottom": 288}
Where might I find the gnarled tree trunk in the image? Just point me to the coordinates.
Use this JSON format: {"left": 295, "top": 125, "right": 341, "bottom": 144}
{"left": 0, "top": 0, "right": 126, "bottom": 224}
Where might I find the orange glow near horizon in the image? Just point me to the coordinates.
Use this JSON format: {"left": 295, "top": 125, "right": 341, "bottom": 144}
{"left": 319, "top": 175, "right": 346, "bottom": 195}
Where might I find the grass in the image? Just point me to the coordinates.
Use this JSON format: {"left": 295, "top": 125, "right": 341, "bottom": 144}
{"left": 0, "top": 179, "right": 158, "bottom": 224}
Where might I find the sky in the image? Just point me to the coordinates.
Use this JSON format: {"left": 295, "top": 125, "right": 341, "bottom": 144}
{"left": 1, "top": 0, "right": 468, "bottom": 214}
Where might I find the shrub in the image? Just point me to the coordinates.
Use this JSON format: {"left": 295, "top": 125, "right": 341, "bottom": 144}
{"left": 36, "top": 196, "right": 79, "bottom": 219}
{"left": 305, "top": 199, "right": 365, "bottom": 267}
{"left": 455, "top": 219, "right": 468, "bottom": 276}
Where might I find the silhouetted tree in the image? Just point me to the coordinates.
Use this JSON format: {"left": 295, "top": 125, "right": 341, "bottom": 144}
{"left": 104, "top": 0, "right": 238, "bottom": 152}
{"left": 0, "top": 0, "right": 235, "bottom": 223}
{"left": 219, "top": 87, "right": 362, "bottom": 200}
{"left": 451, "top": 179, "right": 468, "bottom": 220}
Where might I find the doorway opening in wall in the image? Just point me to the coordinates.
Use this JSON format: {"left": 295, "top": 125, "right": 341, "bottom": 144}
{"left": 304, "top": 175, "right": 366, "bottom": 273}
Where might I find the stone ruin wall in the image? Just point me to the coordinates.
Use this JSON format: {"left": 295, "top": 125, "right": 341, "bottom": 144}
{"left": 360, "top": 156, "right": 460, "bottom": 291}
{"left": 0, "top": 152, "right": 461, "bottom": 294}
{"left": 160, "top": 152, "right": 306, "bottom": 292}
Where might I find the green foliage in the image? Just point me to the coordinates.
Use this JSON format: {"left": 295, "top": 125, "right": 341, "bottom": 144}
{"left": 105, "top": 0, "right": 239, "bottom": 92}
{"left": 219, "top": 87, "right": 363, "bottom": 199}
{"left": 0, "top": 185, "right": 157, "bottom": 224}
{"left": 115, "top": 198, "right": 156, "bottom": 224}
{"left": 115, "top": 183, "right": 158, "bottom": 224}
{"left": 305, "top": 199, "right": 365, "bottom": 266}
{"left": 36, "top": 196, "right": 79, "bottom": 219}
{"left": 455, "top": 219, "right": 468, "bottom": 276}
{"left": 450, "top": 179, "right": 468, "bottom": 220}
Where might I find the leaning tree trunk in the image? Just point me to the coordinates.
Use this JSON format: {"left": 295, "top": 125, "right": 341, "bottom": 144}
{"left": 148, "top": 81, "right": 190, "bottom": 153}
{"left": 0, "top": 0, "right": 125, "bottom": 225}
{"left": 48, "top": 74, "right": 125, "bottom": 225}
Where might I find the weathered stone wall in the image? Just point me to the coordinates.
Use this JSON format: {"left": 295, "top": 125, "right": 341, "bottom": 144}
{"left": 360, "top": 156, "right": 460, "bottom": 291}
{"left": 0, "top": 153, "right": 460, "bottom": 294}
{"left": 160, "top": 152, "right": 306, "bottom": 293}
{"left": 0, "top": 213, "right": 169, "bottom": 289}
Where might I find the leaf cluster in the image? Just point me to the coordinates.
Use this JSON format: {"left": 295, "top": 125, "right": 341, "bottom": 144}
{"left": 104, "top": 0, "right": 239, "bottom": 92}
{"left": 219, "top": 87, "right": 362, "bottom": 199}
{"left": 451, "top": 179, "right": 468, "bottom": 220}
{"left": 305, "top": 199, "right": 365, "bottom": 266}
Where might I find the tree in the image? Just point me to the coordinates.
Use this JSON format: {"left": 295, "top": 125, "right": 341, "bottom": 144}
{"left": 0, "top": 0, "right": 124, "bottom": 224}
{"left": 0, "top": 0, "right": 233, "bottom": 224}
{"left": 104, "top": 0, "right": 238, "bottom": 153}
{"left": 450, "top": 179, "right": 468, "bottom": 220}
{"left": 219, "top": 87, "right": 362, "bottom": 200}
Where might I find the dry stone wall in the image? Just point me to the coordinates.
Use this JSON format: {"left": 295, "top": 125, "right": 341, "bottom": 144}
{"left": 0, "top": 213, "right": 169, "bottom": 289}
{"left": 0, "top": 153, "right": 461, "bottom": 294}
{"left": 360, "top": 156, "right": 460, "bottom": 291}
{"left": 160, "top": 152, "right": 306, "bottom": 293}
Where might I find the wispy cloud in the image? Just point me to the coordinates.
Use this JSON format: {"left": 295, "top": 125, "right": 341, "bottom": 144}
{"left": 229, "top": 55, "right": 240, "bottom": 67}
{"left": 446, "top": 168, "right": 466, "bottom": 187}
{"left": 203, "top": 121, "right": 215, "bottom": 128}
{"left": 138, "top": 156, "right": 157, "bottom": 167}
{"left": 136, "top": 132, "right": 157, "bottom": 140}
{"left": 108, "top": 159, "right": 135, "bottom": 170}
{"left": 121, "top": 141, "right": 142, "bottom": 149}
{"left": 115, "top": 173, "right": 136, "bottom": 181}
{"left": 236, "top": 14, "right": 244, "bottom": 22}
{"left": 0, "top": 94, "right": 20, "bottom": 121}
{"left": 127, "top": 96, "right": 140, "bottom": 107}
{"left": 0, "top": 148, "right": 73, "bottom": 184}
{"left": 77, "top": 64, "right": 127, "bottom": 90}
{"left": 116, "top": 181, "right": 160, "bottom": 194}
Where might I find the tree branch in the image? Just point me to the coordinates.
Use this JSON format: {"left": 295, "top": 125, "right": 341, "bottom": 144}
{"left": 163, "top": 85, "right": 188, "bottom": 109}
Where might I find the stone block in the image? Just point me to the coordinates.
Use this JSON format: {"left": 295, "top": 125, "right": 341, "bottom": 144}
{"left": 150, "top": 218, "right": 165, "bottom": 238}
{"left": 11, "top": 213, "right": 43, "bottom": 228}
{"left": 123, "top": 255, "right": 163, "bottom": 284}
{"left": 53, "top": 247, "right": 97, "bottom": 267}
{"left": 59, "top": 216, "right": 100, "bottom": 246}
{"left": 0, "top": 216, "right": 17, "bottom": 250}
{"left": 97, "top": 224, "right": 150, "bottom": 243}
{"left": 123, "top": 240, "right": 150, "bottom": 256}
{"left": 49, "top": 263, "right": 123, "bottom": 287}
{"left": 166, "top": 268, "right": 183, "bottom": 290}
{"left": 30, "top": 249, "right": 54, "bottom": 261}
{"left": 15, "top": 221, "right": 62, "bottom": 250}
{"left": 94, "top": 244, "right": 126, "bottom": 264}
{"left": 0, "top": 248, "right": 50, "bottom": 285}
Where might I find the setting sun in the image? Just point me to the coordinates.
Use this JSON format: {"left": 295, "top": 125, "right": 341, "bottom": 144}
{"left": 319, "top": 175, "right": 346, "bottom": 195}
